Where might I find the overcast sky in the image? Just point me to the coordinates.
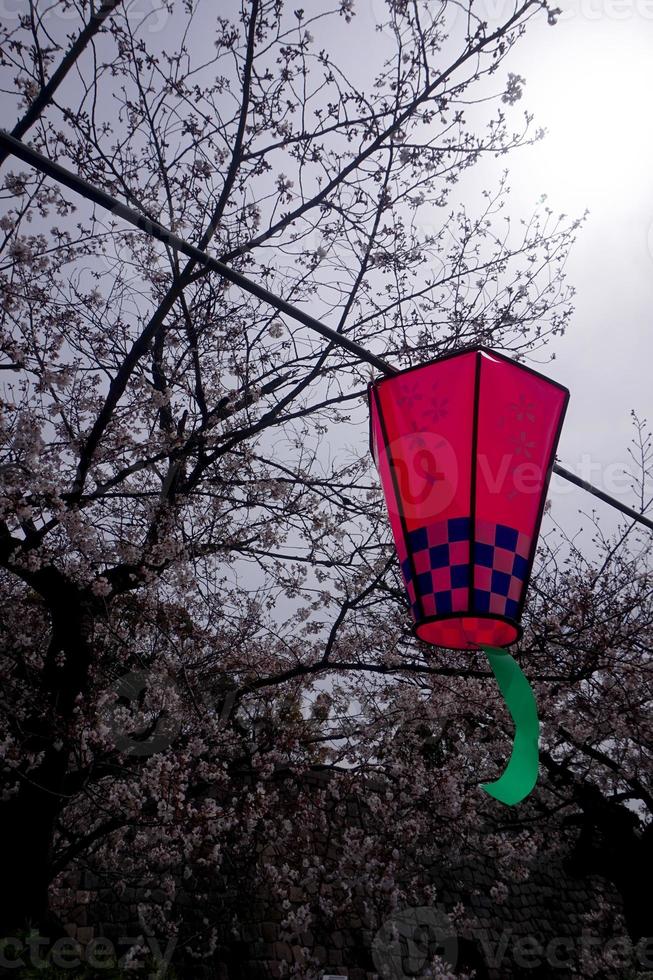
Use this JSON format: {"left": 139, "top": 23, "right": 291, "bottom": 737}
{"left": 468, "top": 0, "right": 653, "bottom": 536}
{"left": 3, "top": 0, "right": 651, "bottom": 546}
{"left": 320, "top": 0, "right": 653, "bottom": 542}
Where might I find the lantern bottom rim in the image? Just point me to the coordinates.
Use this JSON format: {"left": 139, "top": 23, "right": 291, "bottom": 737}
{"left": 414, "top": 613, "right": 521, "bottom": 651}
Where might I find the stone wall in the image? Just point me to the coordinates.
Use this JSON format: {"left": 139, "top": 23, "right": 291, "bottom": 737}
{"left": 54, "top": 768, "right": 629, "bottom": 979}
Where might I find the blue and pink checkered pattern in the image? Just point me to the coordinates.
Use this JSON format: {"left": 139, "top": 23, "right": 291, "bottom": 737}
{"left": 400, "top": 517, "right": 531, "bottom": 622}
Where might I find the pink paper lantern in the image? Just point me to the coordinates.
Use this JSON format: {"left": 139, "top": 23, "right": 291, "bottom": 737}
{"left": 369, "top": 348, "right": 569, "bottom": 650}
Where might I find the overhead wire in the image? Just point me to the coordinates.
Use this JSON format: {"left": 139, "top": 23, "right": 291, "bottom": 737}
{"left": 0, "top": 130, "right": 651, "bottom": 534}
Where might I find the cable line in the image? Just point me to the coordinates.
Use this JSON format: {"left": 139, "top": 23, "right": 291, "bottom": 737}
{"left": 1, "top": 131, "right": 651, "bottom": 533}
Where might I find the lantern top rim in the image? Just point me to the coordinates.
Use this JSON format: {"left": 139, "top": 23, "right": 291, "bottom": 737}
{"left": 369, "top": 345, "right": 570, "bottom": 399}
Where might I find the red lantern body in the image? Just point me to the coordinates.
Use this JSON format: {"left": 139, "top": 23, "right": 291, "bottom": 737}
{"left": 369, "top": 348, "right": 569, "bottom": 650}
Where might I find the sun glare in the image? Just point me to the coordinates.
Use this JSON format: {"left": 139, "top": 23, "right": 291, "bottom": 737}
{"left": 522, "top": 21, "right": 653, "bottom": 211}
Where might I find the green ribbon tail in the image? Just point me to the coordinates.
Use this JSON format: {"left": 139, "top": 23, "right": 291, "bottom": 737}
{"left": 479, "top": 645, "right": 540, "bottom": 806}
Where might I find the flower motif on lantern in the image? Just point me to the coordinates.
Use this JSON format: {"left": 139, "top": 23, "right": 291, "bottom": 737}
{"left": 510, "top": 429, "right": 536, "bottom": 458}
{"left": 509, "top": 393, "right": 537, "bottom": 423}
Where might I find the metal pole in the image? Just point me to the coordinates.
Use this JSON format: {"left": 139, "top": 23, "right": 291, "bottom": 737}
{"left": 551, "top": 463, "right": 653, "bottom": 532}
{"left": 0, "top": 1, "right": 121, "bottom": 168}
{"left": 0, "top": 131, "right": 395, "bottom": 377}
{"left": 1, "top": 131, "right": 652, "bottom": 534}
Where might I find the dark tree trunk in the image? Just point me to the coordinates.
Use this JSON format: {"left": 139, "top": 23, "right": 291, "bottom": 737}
{"left": 0, "top": 576, "right": 97, "bottom": 936}
{"left": 0, "top": 748, "right": 68, "bottom": 935}
{"left": 566, "top": 786, "right": 653, "bottom": 942}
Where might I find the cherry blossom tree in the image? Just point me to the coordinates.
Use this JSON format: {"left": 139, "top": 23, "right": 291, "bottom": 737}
{"left": 1, "top": 0, "right": 650, "bottom": 974}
